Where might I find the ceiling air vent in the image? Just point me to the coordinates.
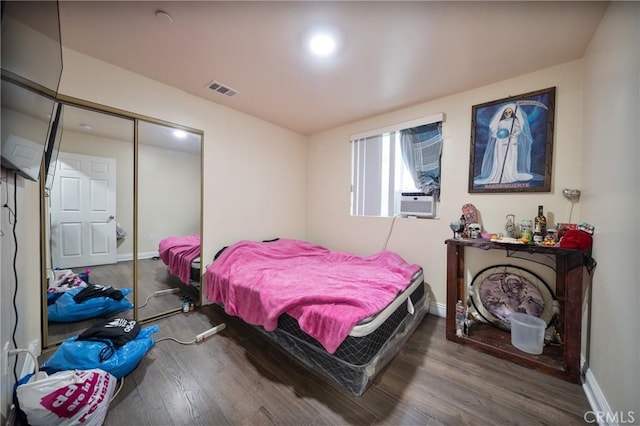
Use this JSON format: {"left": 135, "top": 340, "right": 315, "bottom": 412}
{"left": 205, "top": 80, "right": 239, "bottom": 97}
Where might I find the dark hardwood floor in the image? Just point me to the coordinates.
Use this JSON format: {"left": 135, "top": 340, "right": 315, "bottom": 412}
{"left": 47, "top": 259, "right": 200, "bottom": 344}
{"left": 47, "top": 261, "right": 135, "bottom": 344}
{"left": 136, "top": 257, "right": 200, "bottom": 319}
{"left": 102, "top": 307, "right": 591, "bottom": 425}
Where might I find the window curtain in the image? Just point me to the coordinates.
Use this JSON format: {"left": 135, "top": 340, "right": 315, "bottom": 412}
{"left": 400, "top": 122, "right": 443, "bottom": 199}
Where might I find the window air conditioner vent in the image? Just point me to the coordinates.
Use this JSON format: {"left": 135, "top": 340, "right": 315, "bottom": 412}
{"left": 399, "top": 192, "right": 436, "bottom": 218}
{"left": 205, "top": 80, "right": 238, "bottom": 97}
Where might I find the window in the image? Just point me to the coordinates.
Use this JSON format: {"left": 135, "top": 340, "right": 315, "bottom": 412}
{"left": 350, "top": 114, "right": 443, "bottom": 217}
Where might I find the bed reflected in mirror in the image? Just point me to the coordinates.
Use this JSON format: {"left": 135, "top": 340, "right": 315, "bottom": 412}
{"left": 45, "top": 104, "right": 135, "bottom": 346}
{"left": 136, "top": 120, "right": 202, "bottom": 321}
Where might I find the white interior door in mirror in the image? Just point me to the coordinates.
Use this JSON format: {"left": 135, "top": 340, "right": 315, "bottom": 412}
{"left": 44, "top": 104, "right": 134, "bottom": 348}
{"left": 51, "top": 152, "right": 117, "bottom": 268}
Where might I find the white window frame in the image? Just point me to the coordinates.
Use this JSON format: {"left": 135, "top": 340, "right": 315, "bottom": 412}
{"left": 350, "top": 113, "right": 444, "bottom": 217}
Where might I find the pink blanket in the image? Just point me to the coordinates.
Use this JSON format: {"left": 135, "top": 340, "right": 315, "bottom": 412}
{"left": 205, "top": 239, "right": 421, "bottom": 353}
{"left": 158, "top": 234, "right": 200, "bottom": 285}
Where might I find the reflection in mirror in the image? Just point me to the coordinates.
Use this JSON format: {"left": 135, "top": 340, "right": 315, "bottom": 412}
{"left": 137, "top": 121, "right": 202, "bottom": 320}
{"left": 0, "top": 79, "right": 57, "bottom": 182}
{"left": 1, "top": 0, "right": 63, "bottom": 93}
{"left": 1, "top": 0, "right": 63, "bottom": 181}
{"left": 44, "top": 104, "right": 135, "bottom": 346}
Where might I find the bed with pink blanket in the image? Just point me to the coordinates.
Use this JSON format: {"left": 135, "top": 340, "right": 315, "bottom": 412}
{"left": 158, "top": 234, "right": 201, "bottom": 285}
{"left": 205, "top": 238, "right": 430, "bottom": 395}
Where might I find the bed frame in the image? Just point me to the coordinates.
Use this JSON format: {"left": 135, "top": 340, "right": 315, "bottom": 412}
{"left": 258, "top": 269, "right": 429, "bottom": 395}
{"left": 205, "top": 239, "right": 430, "bottom": 395}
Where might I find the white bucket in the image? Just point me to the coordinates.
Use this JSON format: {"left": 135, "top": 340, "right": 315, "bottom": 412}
{"left": 510, "top": 312, "right": 545, "bottom": 355}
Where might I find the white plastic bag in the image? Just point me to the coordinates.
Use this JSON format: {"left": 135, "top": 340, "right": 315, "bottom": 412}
{"left": 16, "top": 368, "right": 116, "bottom": 426}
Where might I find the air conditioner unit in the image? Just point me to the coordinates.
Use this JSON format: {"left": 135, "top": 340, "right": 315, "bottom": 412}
{"left": 399, "top": 192, "right": 436, "bottom": 218}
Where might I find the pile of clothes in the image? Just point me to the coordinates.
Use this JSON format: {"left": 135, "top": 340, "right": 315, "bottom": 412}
{"left": 47, "top": 269, "right": 133, "bottom": 323}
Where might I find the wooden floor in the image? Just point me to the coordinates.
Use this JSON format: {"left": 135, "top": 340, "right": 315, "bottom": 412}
{"left": 101, "top": 307, "right": 591, "bottom": 425}
{"left": 47, "top": 259, "right": 200, "bottom": 345}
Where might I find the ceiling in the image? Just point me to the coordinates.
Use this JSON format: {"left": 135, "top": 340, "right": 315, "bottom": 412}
{"left": 60, "top": 103, "right": 202, "bottom": 155}
{"left": 58, "top": 1, "right": 609, "bottom": 136}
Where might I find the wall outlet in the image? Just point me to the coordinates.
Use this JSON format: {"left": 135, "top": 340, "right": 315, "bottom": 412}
{"left": 20, "top": 339, "right": 41, "bottom": 379}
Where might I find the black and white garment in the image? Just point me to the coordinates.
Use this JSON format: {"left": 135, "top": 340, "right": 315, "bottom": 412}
{"left": 73, "top": 284, "right": 124, "bottom": 303}
{"left": 76, "top": 318, "right": 141, "bottom": 361}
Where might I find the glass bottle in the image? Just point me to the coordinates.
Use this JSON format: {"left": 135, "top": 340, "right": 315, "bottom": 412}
{"left": 521, "top": 219, "right": 533, "bottom": 242}
{"left": 533, "top": 205, "right": 547, "bottom": 244}
{"left": 459, "top": 214, "right": 467, "bottom": 238}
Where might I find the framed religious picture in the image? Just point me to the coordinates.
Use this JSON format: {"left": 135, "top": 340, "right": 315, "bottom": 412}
{"left": 468, "top": 87, "right": 556, "bottom": 193}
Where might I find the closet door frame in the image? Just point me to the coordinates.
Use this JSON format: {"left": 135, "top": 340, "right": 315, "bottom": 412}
{"left": 40, "top": 94, "right": 204, "bottom": 348}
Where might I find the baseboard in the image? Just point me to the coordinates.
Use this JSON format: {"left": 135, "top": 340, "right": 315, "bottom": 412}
{"left": 117, "top": 251, "right": 158, "bottom": 262}
{"left": 137, "top": 251, "right": 159, "bottom": 260}
{"left": 117, "top": 253, "right": 133, "bottom": 262}
{"left": 430, "top": 301, "right": 446, "bottom": 318}
{"left": 581, "top": 356, "right": 617, "bottom": 426}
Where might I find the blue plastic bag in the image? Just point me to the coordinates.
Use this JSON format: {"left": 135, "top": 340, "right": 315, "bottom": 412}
{"left": 47, "top": 287, "right": 133, "bottom": 323}
{"left": 41, "top": 325, "right": 159, "bottom": 379}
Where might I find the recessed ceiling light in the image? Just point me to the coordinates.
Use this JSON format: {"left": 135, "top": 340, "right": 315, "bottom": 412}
{"left": 308, "top": 33, "right": 337, "bottom": 57}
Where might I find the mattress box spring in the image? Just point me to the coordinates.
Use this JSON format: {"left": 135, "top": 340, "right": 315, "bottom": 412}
{"left": 190, "top": 257, "right": 201, "bottom": 283}
{"left": 257, "top": 290, "right": 430, "bottom": 396}
{"left": 276, "top": 280, "right": 425, "bottom": 365}
{"left": 190, "top": 267, "right": 200, "bottom": 283}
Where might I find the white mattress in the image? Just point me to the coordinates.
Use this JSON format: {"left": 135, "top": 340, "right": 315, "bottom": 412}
{"left": 349, "top": 268, "right": 424, "bottom": 337}
{"left": 191, "top": 257, "right": 201, "bottom": 269}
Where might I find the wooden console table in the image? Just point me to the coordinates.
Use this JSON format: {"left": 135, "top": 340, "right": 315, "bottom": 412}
{"left": 445, "top": 238, "right": 590, "bottom": 383}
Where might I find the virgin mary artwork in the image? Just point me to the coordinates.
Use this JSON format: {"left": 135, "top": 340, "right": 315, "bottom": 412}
{"left": 474, "top": 104, "right": 533, "bottom": 185}
{"left": 469, "top": 87, "right": 555, "bottom": 193}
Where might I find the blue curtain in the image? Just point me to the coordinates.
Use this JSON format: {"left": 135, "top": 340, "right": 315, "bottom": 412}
{"left": 400, "top": 122, "right": 443, "bottom": 199}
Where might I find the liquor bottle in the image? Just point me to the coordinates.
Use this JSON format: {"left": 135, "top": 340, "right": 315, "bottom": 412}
{"left": 533, "top": 205, "right": 547, "bottom": 244}
{"left": 456, "top": 214, "right": 467, "bottom": 239}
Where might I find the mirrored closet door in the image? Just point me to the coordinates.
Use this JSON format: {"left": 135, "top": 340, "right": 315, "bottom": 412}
{"left": 136, "top": 120, "right": 202, "bottom": 321}
{"left": 44, "top": 103, "right": 135, "bottom": 346}
{"left": 41, "top": 98, "right": 204, "bottom": 347}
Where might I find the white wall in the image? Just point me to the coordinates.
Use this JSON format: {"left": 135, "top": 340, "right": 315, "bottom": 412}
{"left": 0, "top": 48, "right": 308, "bottom": 420}
{"left": 307, "top": 59, "right": 585, "bottom": 307}
{"left": 59, "top": 47, "right": 309, "bottom": 285}
{"left": 581, "top": 2, "right": 640, "bottom": 418}
{"left": 307, "top": 3, "right": 639, "bottom": 418}
{"left": 138, "top": 143, "right": 200, "bottom": 255}
{"left": 0, "top": 174, "right": 42, "bottom": 421}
